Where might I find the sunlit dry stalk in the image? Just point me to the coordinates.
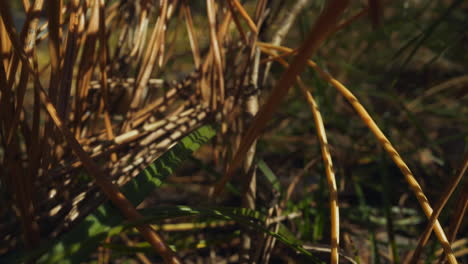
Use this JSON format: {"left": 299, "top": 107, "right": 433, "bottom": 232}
{"left": 260, "top": 46, "right": 340, "bottom": 263}
{"left": 37, "top": 86, "right": 182, "bottom": 263}
{"left": 163, "top": 7, "right": 184, "bottom": 66}
{"left": 229, "top": 0, "right": 258, "bottom": 34}
{"left": 308, "top": 56, "right": 457, "bottom": 264}
{"left": 0, "top": 0, "right": 43, "bottom": 249}
{"left": 214, "top": 0, "right": 350, "bottom": 197}
{"left": 97, "top": 0, "right": 117, "bottom": 162}
{"left": 182, "top": 0, "right": 201, "bottom": 67}
{"left": 58, "top": 0, "right": 80, "bottom": 121}
{"left": 128, "top": 3, "right": 150, "bottom": 59}
{"left": 254, "top": 0, "right": 268, "bottom": 21}
{"left": 226, "top": 0, "right": 249, "bottom": 44}
{"left": 199, "top": 6, "right": 232, "bottom": 111}
{"left": 128, "top": 2, "right": 165, "bottom": 109}
{"left": 437, "top": 178, "right": 467, "bottom": 264}
{"left": 45, "top": 105, "right": 207, "bottom": 187}
{"left": 128, "top": 0, "right": 170, "bottom": 116}
{"left": 23, "top": 0, "right": 44, "bottom": 250}
{"left": 240, "top": 47, "right": 261, "bottom": 264}
{"left": 257, "top": 42, "right": 458, "bottom": 264}
{"left": 206, "top": 0, "right": 225, "bottom": 108}
{"left": 46, "top": 0, "right": 61, "bottom": 107}
{"left": 6, "top": 0, "right": 44, "bottom": 144}
{"left": 74, "top": 0, "right": 100, "bottom": 138}
{"left": 408, "top": 156, "right": 467, "bottom": 263}
{"left": 0, "top": 18, "right": 11, "bottom": 70}
{"left": 1, "top": 7, "right": 181, "bottom": 263}
{"left": 298, "top": 81, "right": 340, "bottom": 264}
{"left": 130, "top": 70, "right": 200, "bottom": 127}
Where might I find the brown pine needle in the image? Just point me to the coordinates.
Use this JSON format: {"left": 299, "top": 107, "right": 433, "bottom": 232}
{"left": 260, "top": 46, "right": 341, "bottom": 264}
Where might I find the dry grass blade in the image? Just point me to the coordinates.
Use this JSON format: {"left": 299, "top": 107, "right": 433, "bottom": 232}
{"left": 307, "top": 61, "right": 457, "bottom": 264}
{"left": 163, "top": 6, "right": 184, "bottom": 66}
{"left": 73, "top": 0, "right": 100, "bottom": 138}
{"left": 213, "top": 0, "right": 350, "bottom": 196}
{"left": 255, "top": 42, "right": 458, "bottom": 264}
{"left": 1, "top": 1, "right": 461, "bottom": 262}
{"left": 229, "top": 0, "right": 258, "bottom": 34}
{"left": 98, "top": 0, "right": 117, "bottom": 162}
{"left": 0, "top": 19, "right": 12, "bottom": 70}
{"left": 226, "top": 0, "right": 249, "bottom": 44}
{"left": 206, "top": 0, "right": 225, "bottom": 108}
{"left": 407, "top": 155, "right": 467, "bottom": 263}
{"left": 46, "top": 0, "right": 61, "bottom": 106}
{"left": 127, "top": 0, "right": 172, "bottom": 117}
{"left": 0, "top": 0, "right": 42, "bottom": 249}
{"left": 6, "top": 0, "right": 43, "bottom": 145}
{"left": 37, "top": 85, "right": 182, "bottom": 264}
{"left": 298, "top": 81, "right": 340, "bottom": 264}
{"left": 260, "top": 46, "right": 340, "bottom": 264}
{"left": 58, "top": 0, "right": 80, "bottom": 120}
{"left": 1, "top": 8, "right": 181, "bottom": 263}
{"left": 182, "top": 0, "right": 201, "bottom": 67}
{"left": 438, "top": 179, "right": 468, "bottom": 263}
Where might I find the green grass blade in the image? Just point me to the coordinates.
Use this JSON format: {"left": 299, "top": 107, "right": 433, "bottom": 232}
{"left": 257, "top": 159, "right": 282, "bottom": 193}
{"left": 121, "top": 205, "right": 325, "bottom": 263}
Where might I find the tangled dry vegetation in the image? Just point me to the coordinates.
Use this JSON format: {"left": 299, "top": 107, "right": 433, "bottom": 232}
{"left": 0, "top": 0, "right": 466, "bottom": 263}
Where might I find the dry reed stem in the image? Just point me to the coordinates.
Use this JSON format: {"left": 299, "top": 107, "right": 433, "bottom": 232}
{"left": 1, "top": 7, "right": 180, "bottom": 262}
{"left": 128, "top": 0, "right": 169, "bottom": 115}
{"left": 163, "top": 7, "right": 184, "bottom": 66}
{"left": 226, "top": 0, "right": 249, "bottom": 44}
{"left": 182, "top": 1, "right": 201, "bottom": 67}
{"left": 260, "top": 46, "right": 340, "bottom": 263}
{"left": 38, "top": 85, "right": 182, "bottom": 264}
{"left": 0, "top": 0, "right": 42, "bottom": 248}
{"left": 256, "top": 42, "right": 457, "bottom": 264}
{"left": 214, "top": 0, "right": 349, "bottom": 199}
{"left": 229, "top": 0, "right": 258, "bottom": 34}
{"left": 298, "top": 83, "right": 340, "bottom": 264}
{"left": 57, "top": 0, "right": 80, "bottom": 122}
{"left": 74, "top": 0, "right": 101, "bottom": 138}
{"left": 206, "top": 0, "right": 225, "bottom": 107}
{"left": 97, "top": 0, "right": 117, "bottom": 162}
{"left": 437, "top": 181, "right": 467, "bottom": 263}
{"left": 407, "top": 155, "right": 467, "bottom": 263}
